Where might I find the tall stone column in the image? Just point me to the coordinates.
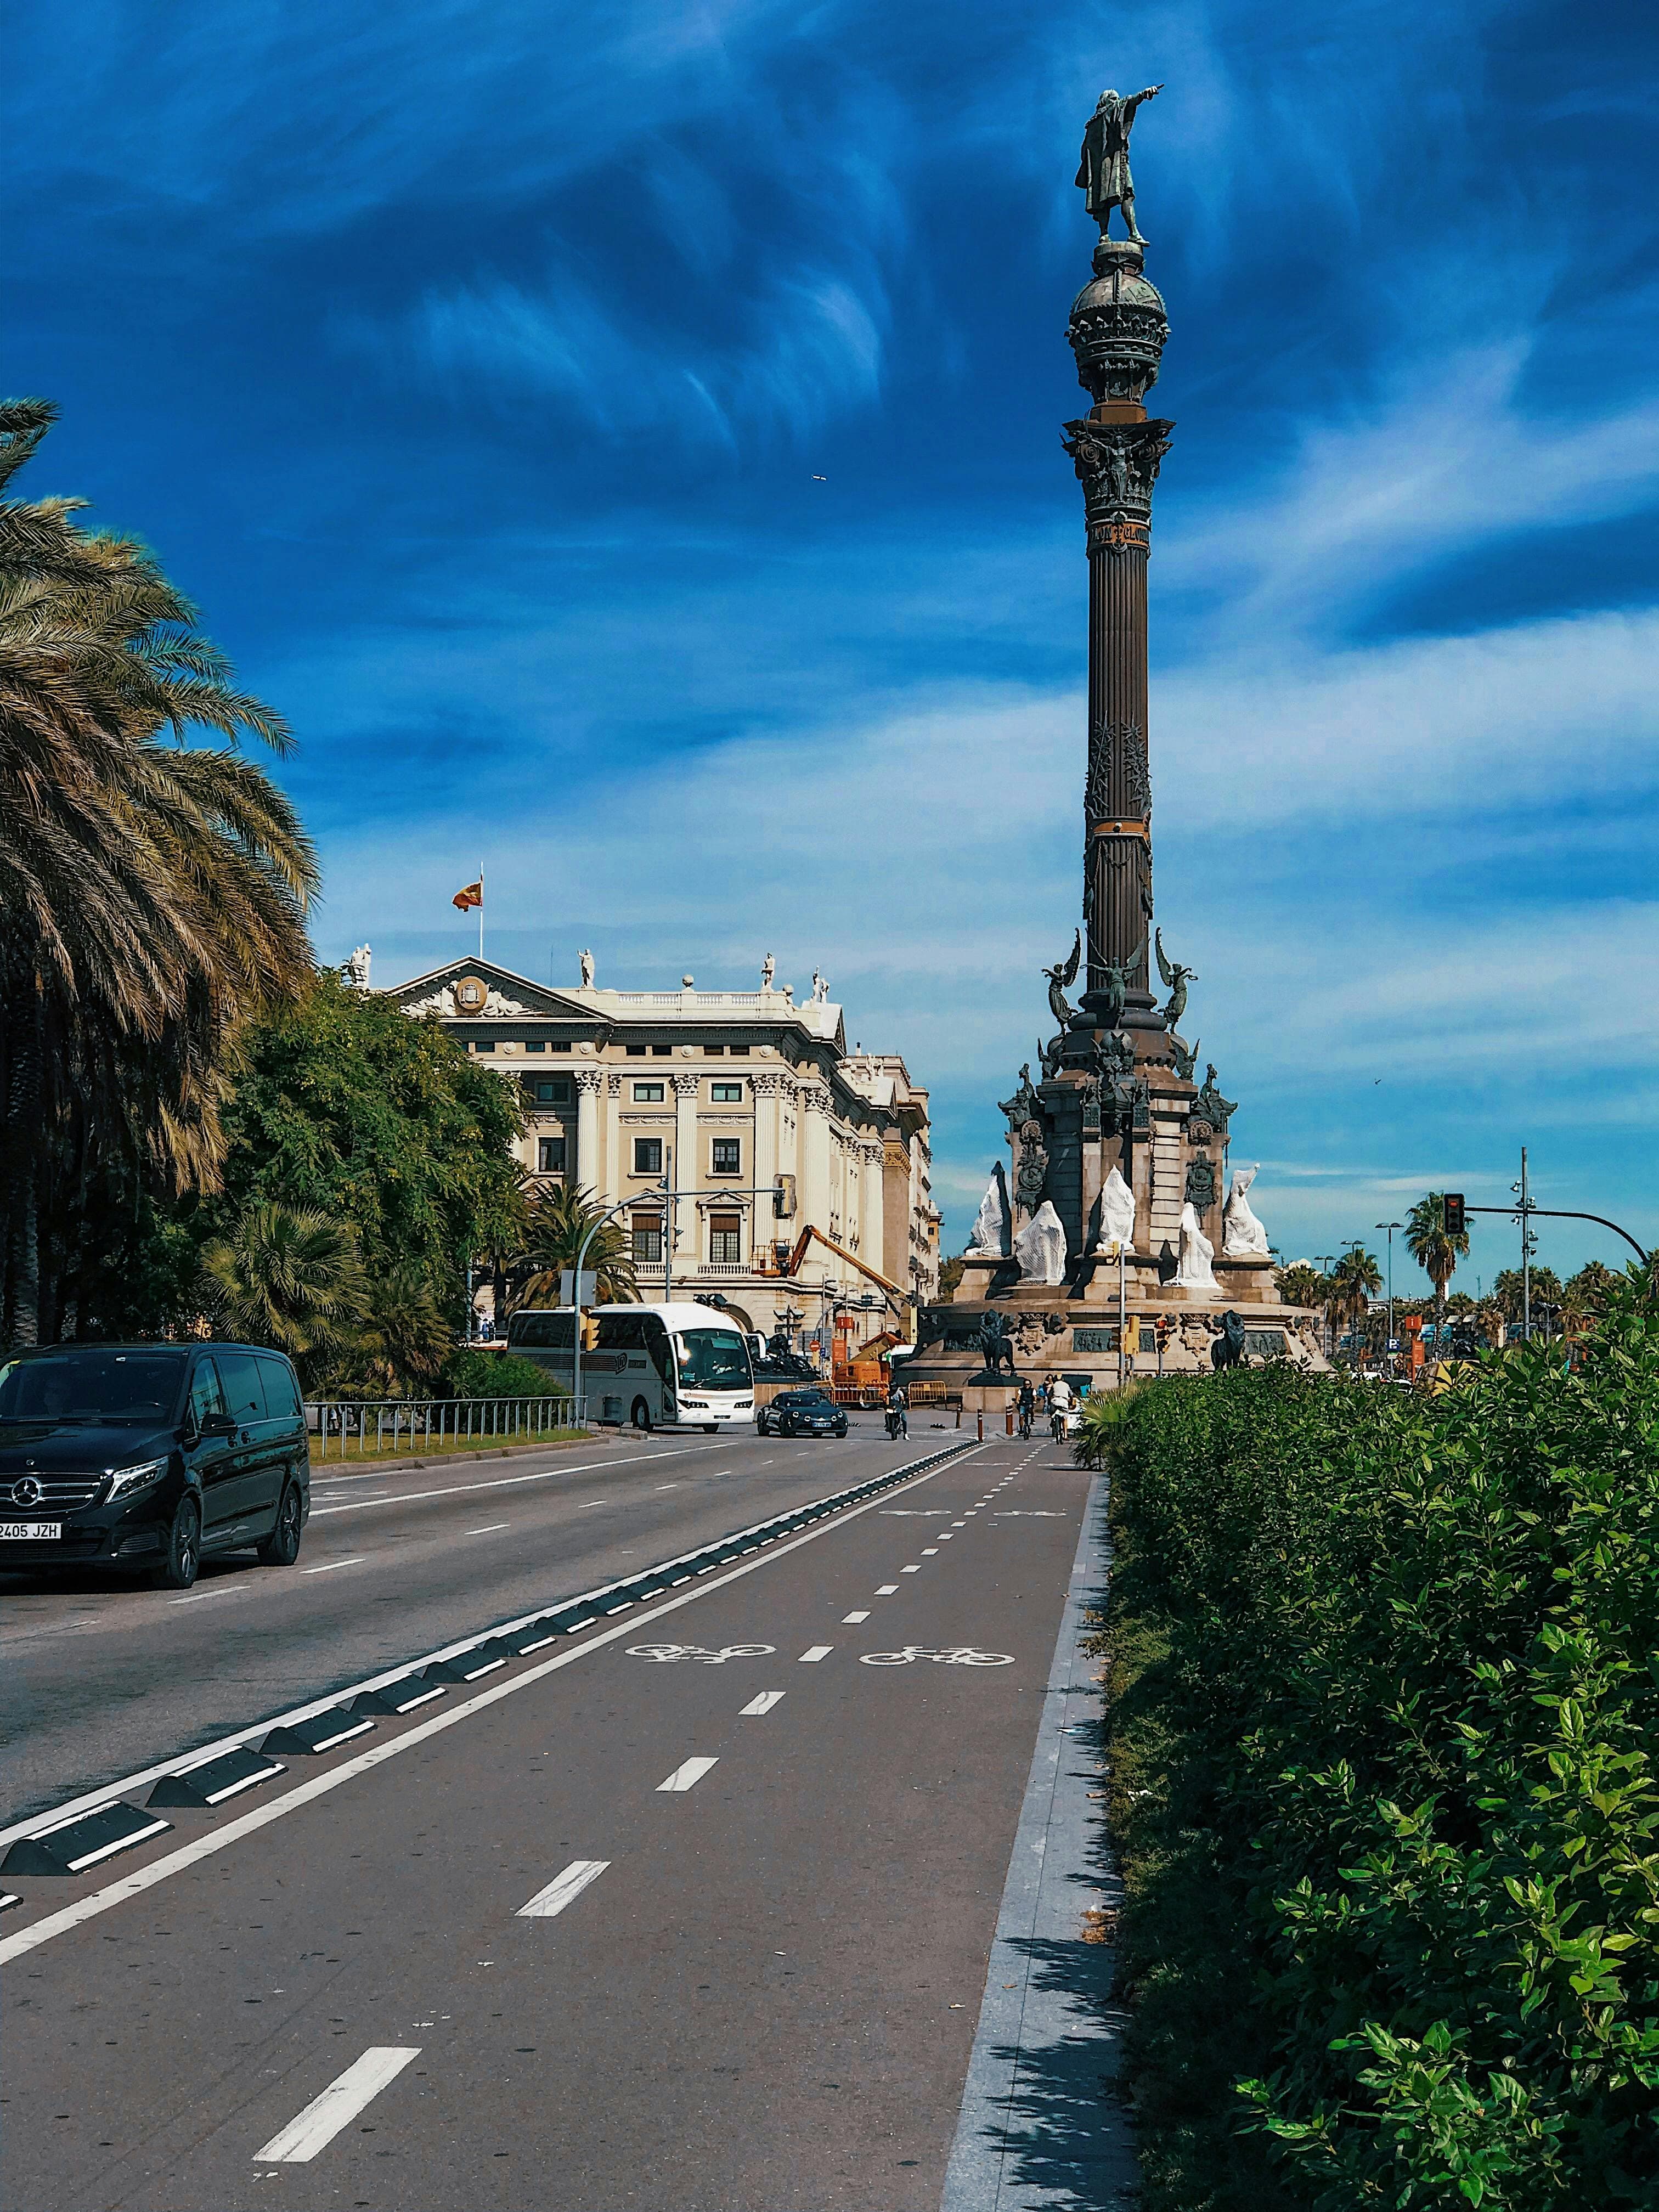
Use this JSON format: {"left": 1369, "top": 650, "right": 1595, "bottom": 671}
{"left": 752, "top": 1073, "right": 783, "bottom": 1268}
{"left": 1063, "top": 238, "right": 1172, "bottom": 1028}
{"left": 575, "top": 1069, "right": 603, "bottom": 1190}
{"left": 673, "top": 1073, "right": 701, "bottom": 1281}
{"left": 799, "top": 1087, "right": 832, "bottom": 1237}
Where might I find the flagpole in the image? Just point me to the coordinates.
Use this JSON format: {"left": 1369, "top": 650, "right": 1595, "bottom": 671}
{"left": 478, "top": 864, "right": 484, "bottom": 962}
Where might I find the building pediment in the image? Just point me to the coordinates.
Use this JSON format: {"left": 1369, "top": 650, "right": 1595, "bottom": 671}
{"left": 384, "top": 960, "right": 597, "bottom": 1024}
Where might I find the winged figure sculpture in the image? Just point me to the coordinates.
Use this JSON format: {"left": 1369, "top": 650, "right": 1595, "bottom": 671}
{"left": 1154, "top": 928, "right": 1196, "bottom": 1032}
{"left": 1041, "top": 929, "right": 1082, "bottom": 1030}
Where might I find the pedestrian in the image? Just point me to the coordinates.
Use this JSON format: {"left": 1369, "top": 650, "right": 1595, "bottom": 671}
{"left": 1017, "top": 1378, "right": 1034, "bottom": 1440}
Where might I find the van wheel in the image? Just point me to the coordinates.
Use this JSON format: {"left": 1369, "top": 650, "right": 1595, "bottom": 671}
{"left": 631, "top": 1398, "right": 653, "bottom": 1431}
{"left": 258, "top": 1481, "right": 303, "bottom": 1567}
{"left": 155, "top": 1497, "right": 200, "bottom": 1590}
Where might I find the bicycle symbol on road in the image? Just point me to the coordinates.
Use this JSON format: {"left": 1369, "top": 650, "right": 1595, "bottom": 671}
{"left": 626, "top": 1641, "right": 776, "bottom": 1665}
{"left": 859, "top": 1646, "right": 1014, "bottom": 1668}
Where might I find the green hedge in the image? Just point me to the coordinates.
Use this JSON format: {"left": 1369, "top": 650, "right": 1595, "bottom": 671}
{"left": 1101, "top": 1304, "right": 1659, "bottom": 2210}
{"left": 440, "top": 1346, "right": 568, "bottom": 1401}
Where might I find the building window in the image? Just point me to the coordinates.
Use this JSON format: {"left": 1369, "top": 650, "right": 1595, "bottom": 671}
{"left": 524, "top": 1039, "right": 546, "bottom": 1053}
{"left": 632, "top": 1214, "right": 663, "bottom": 1264}
{"left": 709, "top": 1214, "right": 742, "bottom": 1265}
{"left": 632, "top": 1081, "right": 665, "bottom": 1103}
{"left": 469, "top": 1039, "right": 496, "bottom": 1053}
{"left": 537, "top": 1135, "right": 566, "bottom": 1175}
{"left": 703, "top": 1043, "right": 725, "bottom": 1055}
{"left": 529, "top": 1076, "right": 572, "bottom": 1104}
{"left": 633, "top": 1137, "right": 663, "bottom": 1176}
{"left": 626, "top": 1044, "right": 647, "bottom": 1057}
{"left": 652, "top": 1044, "right": 673, "bottom": 1057}
{"left": 710, "top": 1081, "right": 743, "bottom": 1103}
{"left": 710, "top": 1137, "right": 741, "bottom": 1176}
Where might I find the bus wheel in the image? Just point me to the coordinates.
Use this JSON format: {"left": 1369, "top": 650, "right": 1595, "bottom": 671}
{"left": 702, "top": 1424, "right": 718, "bottom": 1434}
{"left": 631, "top": 1398, "right": 652, "bottom": 1431}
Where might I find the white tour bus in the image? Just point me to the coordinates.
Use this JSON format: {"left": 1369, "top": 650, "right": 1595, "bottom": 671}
{"left": 505, "top": 1302, "right": 755, "bottom": 1432}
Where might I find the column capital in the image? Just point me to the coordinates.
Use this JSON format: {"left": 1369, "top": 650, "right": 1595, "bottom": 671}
{"left": 672, "top": 1072, "right": 702, "bottom": 1099}
{"left": 574, "top": 1068, "right": 605, "bottom": 1096}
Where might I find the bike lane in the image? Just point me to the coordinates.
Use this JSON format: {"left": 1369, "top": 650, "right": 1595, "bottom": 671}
{"left": 3, "top": 1438, "right": 1089, "bottom": 2211}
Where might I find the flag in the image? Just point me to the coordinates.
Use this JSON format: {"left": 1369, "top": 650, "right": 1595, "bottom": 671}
{"left": 452, "top": 879, "right": 483, "bottom": 911}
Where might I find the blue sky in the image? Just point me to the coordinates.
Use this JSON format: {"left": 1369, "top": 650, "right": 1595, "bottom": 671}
{"left": 7, "top": 1, "right": 1657, "bottom": 1292}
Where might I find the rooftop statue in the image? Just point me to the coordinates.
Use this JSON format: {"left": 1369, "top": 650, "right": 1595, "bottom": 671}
{"left": 1075, "top": 83, "right": 1164, "bottom": 246}
{"left": 1154, "top": 928, "right": 1195, "bottom": 1032}
{"left": 1042, "top": 930, "right": 1082, "bottom": 1030}
{"left": 1097, "top": 935, "right": 1147, "bottom": 1030}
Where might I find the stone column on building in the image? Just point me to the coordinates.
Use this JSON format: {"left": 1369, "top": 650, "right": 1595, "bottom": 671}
{"left": 604, "top": 1070, "right": 623, "bottom": 1197}
{"left": 574, "top": 1069, "right": 603, "bottom": 1190}
{"left": 798, "top": 1086, "right": 833, "bottom": 1239}
{"left": 673, "top": 1072, "right": 701, "bottom": 1280}
{"left": 752, "top": 1073, "right": 784, "bottom": 1270}
{"left": 861, "top": 1137, "right": 887, "bottom": 1296}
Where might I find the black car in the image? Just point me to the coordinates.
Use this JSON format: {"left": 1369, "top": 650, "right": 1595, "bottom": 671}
{"left": 0, "top": 1341, "right": 311, "bottom": 1590}
{"left": 757, "top": 1388, "right": 849, "bottom": 1439}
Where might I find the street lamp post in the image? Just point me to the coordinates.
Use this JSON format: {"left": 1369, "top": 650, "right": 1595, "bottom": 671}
{"left": 1376, "top": 1221, "right": 1401, "bottom": 1370}
{"left": 1316, "top": 1254, "right": 1336, "bottom": 1362}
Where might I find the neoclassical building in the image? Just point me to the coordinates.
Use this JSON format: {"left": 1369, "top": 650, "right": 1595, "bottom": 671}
{"left": 376, "top": 955, "right": 940, "bottom": 1351}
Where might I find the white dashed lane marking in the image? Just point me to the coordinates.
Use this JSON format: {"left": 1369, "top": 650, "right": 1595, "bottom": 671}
{"left": 740, "top": 1692, "right": 786, "bottom": 1716}
{"left": 798, "top": 1645, "right": 833, "bottom": 1662}
{"left": 657, "top": 1757, "right": 719, "bottom": 1793}
{"left": 843, "top": 1611, "right": 871, "bottom": 1624}
{"left": 253, "top": 2046, "right": 420, "bottom": 2164}
{"left": 876, "top": 1584, "right": 899, "bottom": 1595}
{"left": 300, "top": 1557, "right": 366, "bottom": 1576}
{"left": 465, "top": 1523, "right": 509, "bottom": 1536}
{"left": 517, "top": 1859, "right": 611, "bottom": 1920}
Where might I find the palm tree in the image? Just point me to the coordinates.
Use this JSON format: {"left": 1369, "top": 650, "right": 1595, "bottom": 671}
{"left": 512, "top": 1183, "right": 639, "bottom": 1311}
{"left": 362, "top": 1265, "right": 454, "bottom": 1396}
{"left": 1, "top": 397, "right": 317, "bottom": 1344}
{"left": 199, "top": 1202, "right": 370, "bottom": 1389}
{"left": 1404, "top": 1194, "right": 1470, "bottom": 1334}
{"left": 1330, "top": 1245, "right": 1382, "bottom": 1368}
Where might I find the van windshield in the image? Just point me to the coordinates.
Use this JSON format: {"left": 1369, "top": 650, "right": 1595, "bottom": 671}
{"left": 0, "top": 1348, "right": 188, "bottom": 1424}
{"left": 673, "top": 1329, "right": 751, "bottom": 1391}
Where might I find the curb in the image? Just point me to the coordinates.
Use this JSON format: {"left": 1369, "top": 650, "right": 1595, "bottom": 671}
{"left": 307, "top": 1431, "right": 609, "bottom": 1480}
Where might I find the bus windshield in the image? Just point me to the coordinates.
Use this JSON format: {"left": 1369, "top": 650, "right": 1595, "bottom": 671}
{"left": 673, "top": 1329, "right": 750, "bottom": 1391}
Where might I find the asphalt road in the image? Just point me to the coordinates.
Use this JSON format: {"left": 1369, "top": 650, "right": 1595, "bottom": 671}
{"left": 1, "top": 1424, "right": 1099, "bottom": 2211}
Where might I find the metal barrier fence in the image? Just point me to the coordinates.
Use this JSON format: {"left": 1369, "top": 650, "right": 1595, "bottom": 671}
{"left": 305, "top": 1396, "right": 584, "bottom": 1460}
{"left": 827, "top": 1380, "right": 959, "bottom": 1408}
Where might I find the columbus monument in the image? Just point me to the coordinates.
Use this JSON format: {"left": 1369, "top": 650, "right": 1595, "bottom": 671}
{"left": 908, "top": 84, "right": 1325, "bottom": 1389}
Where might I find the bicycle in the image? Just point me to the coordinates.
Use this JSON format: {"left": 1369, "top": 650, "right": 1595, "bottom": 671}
{"left": 859, "top": 1645, "right": 1015, "bottom": 1668}
{"left": 625, "top": 1642, "right": 776, "bottom": 1664}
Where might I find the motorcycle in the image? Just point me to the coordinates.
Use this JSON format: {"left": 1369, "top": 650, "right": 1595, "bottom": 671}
{"left": 884, "top": 1405, "right": 907, "bottom": 1440}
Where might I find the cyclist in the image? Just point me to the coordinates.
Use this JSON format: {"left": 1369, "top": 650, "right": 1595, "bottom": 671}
{"left": 1017, "top": 1378, "right": 1034, "bottom": 1440}
{"left": 885, "top": 1379, "right": 909, "bottom": 1441}
{"left": 1048, "top": 1372, "right": 1074, "bottom": 1441}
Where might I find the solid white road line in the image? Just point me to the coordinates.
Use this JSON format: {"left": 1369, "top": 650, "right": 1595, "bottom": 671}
{"left": 0, "top": 1444, "right": 989, "bottom": 1953}
{"left": 740, "top": 1692, "right": 786, "bottom": 1716}
{"left": 465, "top": 1523, "right": 509, "bottom": 1536}
{"left": 876, "top": 1584, "right": 899, "bottom": 1595}
{"left": 309, "top": 1442, "right": 715, "bottom": 1519}
{"left": 657, "top": 1757, "right": 718, "bottom": 1792}
{"left": 517, "top": 1859, "right": 611, "bottom": 1920}
{"left": 253, "top": 2046, "right": 421, "bottom": 2163}
{"left": 843, "top": 1610, "right": 871, "bottom": 1623}
{"left": 301, "top": 1557, "right": 366, "bottom": 1575}
{"left": 798, "top": 1645, "right": 833, "bottom": 1663}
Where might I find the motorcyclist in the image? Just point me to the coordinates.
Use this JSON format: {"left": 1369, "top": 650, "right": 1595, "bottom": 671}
{"left": 1017, "top": 1379, "right": 1034, "bottom": 1439}
{"left": 1048, "top": 1373, "right": 1073, "bottom": 1441}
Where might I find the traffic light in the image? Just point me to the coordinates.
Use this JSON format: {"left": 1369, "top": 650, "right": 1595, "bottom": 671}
{"left": 1444, "top": 1193, "right": 1466, "bottom": 1237}
{"left": 774, "top": 1173, "right": 797, "bottom": 1219}
{"left": 579, "top": 1310, "right": 601, "bottom": 1352}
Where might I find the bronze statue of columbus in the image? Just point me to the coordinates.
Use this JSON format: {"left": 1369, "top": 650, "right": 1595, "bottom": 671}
{"left": 1075, "top": 83, "right": 1163, "bottom": 245}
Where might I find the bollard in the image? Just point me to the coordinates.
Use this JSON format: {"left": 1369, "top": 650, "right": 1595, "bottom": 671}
{"left": 1005, "top": 1407, "right": 1015, "bottom": 1436}
{"left": 977, "top": 1410, "right": 984, "bottom": 1441}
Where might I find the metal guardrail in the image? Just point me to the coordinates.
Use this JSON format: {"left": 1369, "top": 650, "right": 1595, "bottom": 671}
{"left": 304, "top": 1395, "right": 584, "bottom": 1460}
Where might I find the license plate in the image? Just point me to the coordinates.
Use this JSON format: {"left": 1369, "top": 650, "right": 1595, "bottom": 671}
{"left": 0, "top": 1522, "right": 62, "bottom": 1541}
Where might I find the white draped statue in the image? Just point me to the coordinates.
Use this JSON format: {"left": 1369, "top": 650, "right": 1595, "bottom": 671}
{"left": 1222, "top": 1165, "right": 1270, "bottom": 1258}
{"left": 1014, "top": 1199, "right": 1068, "bottom": 1286}
{"left": 966, "top": 1163, "right": 1012, "bottom": 1259}
{"left": 1096, "top": 1166, "right": 1136, "bottom": 1254}
{"left": 1176, "top": 1200, "right": 1216, "bottom": 1290}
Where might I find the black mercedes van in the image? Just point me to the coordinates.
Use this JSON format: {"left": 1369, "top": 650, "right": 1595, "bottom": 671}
{"left": 0, "top": 1342, "right": 311, "bottom": 1589}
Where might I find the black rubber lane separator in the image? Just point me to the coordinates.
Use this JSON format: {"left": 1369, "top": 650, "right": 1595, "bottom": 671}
{"left": 503, "top": 1619, "right": 561, "bottom": 1655}
{"left": 2, "top": 1802, "right": 173, "bottom": 1878}
{"left": 148, "top": 1747, "right": 285, "bottom": 1809}
{"left": 261, "top": 1710, "right": 376, "bottom": 1757}
{"left": 422, "top": 1638, "right": 512, "bottom": 1684}
{"left": 350, "top": 1677, "right": 448, "bottom": 1717}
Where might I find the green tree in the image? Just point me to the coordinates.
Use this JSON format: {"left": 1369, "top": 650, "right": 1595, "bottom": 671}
{"left": 1, "top": 397, "right": 317, "bottom": 1345}
{"left": 1566, "top": 1260, "right": 1621, "bottom": 1317}
{"left": 936, "top": 1254, "right": 967, "bottom": 1301}
{"left": 1404, "top": 1192, "right": 1470, "bottom": 1324}
{"left": 199, "top": 1201, "right": 369, "bottom": 1389}
{"left": 512, "top": 1181, "right": 638, "bottom": 1310}
{"left": 1491, "top": 1265, "right": 1564, "bottom": 1325}
{"left": 207, "top": 972, "right": 526, "bottom": 1333}
{"left": 1330, "top": 1246, "right": 1381, "bottom": 1364}
{"left": 1276, "top": 1261, "right": 1329, "bottom": 1311}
